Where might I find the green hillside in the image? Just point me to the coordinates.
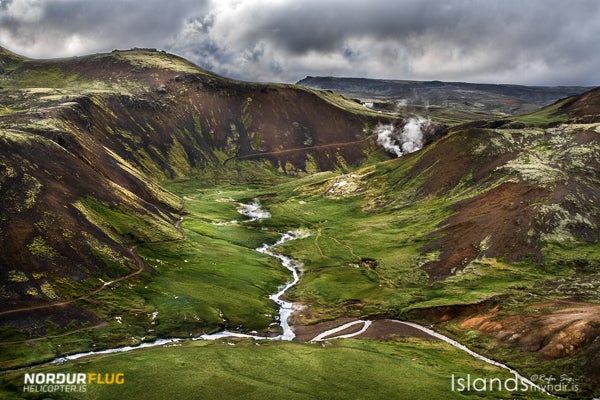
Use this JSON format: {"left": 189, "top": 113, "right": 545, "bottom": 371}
{"left": 1, "top": 47, "right": 599, "bottom": 398}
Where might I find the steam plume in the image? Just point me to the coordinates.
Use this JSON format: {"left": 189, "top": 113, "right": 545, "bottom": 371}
{"left": 375, "top": 116, "right": 431, "bottom": 157}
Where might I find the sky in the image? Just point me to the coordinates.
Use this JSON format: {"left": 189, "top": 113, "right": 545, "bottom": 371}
{"left": 0, "top": 0, "right": 599, "bottom": 86}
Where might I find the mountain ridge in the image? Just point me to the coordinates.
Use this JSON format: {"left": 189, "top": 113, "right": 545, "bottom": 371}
{"left": 297, "top": 75, "right": 594, "bottom": 115}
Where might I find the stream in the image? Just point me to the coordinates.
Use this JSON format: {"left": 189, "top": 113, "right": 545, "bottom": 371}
{"left": 199, "top": 228, "right": 306, "bottom": 342}
{"left": 256, "top": 231, "right": 305, "bottom": 341}
{"left": 53, "top": 201, "right": 302, "bottom": 364}
{"left": 47, "top": 201, "right": 553, "bottom": 395}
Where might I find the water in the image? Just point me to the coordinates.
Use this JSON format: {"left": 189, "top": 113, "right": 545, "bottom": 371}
{"left": 52, "top": 201, "right": 303, "bottom": 363}
{"left": 388, "top": 320, "right": 553, "bottom": 396}
{"left": 310, "top": 320, "right": 372, "bottom": 342}
{"left": 256, "top": 231, "right": 307, "bottom": 341}
{"left": 47, "top": 202, "right": 552, "bottom": 397}
{"left": 201, "top": 228, "right": 306, "bottom": 341}
{"left": 237, "top": 201, "right": 271, "bottom": 222}
{"left": 53, "top": 338, "right": 182, "bottom": 363}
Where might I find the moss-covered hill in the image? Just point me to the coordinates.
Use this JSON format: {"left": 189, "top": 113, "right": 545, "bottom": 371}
{"left": 245, "top": 90, "right": 600, "bottom": 393}
{"left": 1, "top": 45, "right": 600, "bottom": 395}
{"left": 0, "top": 46, "right": 393, "bottom": 322}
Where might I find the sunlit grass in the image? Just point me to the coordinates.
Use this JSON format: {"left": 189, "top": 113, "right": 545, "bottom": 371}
{"left": 0, "top": 339, "right": 550, "bottom": 400}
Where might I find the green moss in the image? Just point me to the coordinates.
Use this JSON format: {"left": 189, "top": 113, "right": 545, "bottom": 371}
{"left": 8, "top": 270, "right": 29, "bottom": 283}
{"left": 0, "top": 106, "right": 19, "bottom": 116}
{"left": 39, "top": 281, "right": 58, "bottom": 299}
{"left": 242, "top": 97, "right": 253, "bottom": 129}
{"left": 117, "top": 50, "right": 210, "bottom": 74}
{"left": 27, "top": 236, "right": 59, "bottom": 259}
{"left": 304, "top": 153, "right": 319, "bottom": 174}
{"left": 22, "top": 174, "right": 42, "bottom": 210}
{"left": 251, "top": 131, "right": 262, "bottom": 151}
{"left": 78, "top": 198, "right": 179, "bottom": 244}
{"left": 302, "top": 86, "right": 388, "bottom": 118}
{"left": 31, "top": 272, "right": 46, "bottom": 280}
{"left": 166, "top": 138, "right": 191, "bottom": 178}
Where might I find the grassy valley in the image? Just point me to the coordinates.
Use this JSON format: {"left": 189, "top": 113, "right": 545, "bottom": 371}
{"left": 1, "top": 47, "right": 599, "bottom": 399}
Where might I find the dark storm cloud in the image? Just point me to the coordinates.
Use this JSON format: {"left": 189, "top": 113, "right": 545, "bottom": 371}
{"left": 0, "top": 0, "right": 209, "bottom": 57}
{"left": 209, "top": 0, "right": 600, "bottom": 85}
{"left": 1, "top": 0, "right": 599, "bottom": 85}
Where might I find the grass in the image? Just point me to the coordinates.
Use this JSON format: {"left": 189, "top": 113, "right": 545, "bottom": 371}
{"left": 78, "top": 198, "right": 180, "bottom": 245}
{"left": 136, "top": 185, "right": 295, "bottom": 333}
{"left": 302, "top": 86, "right": 388, "bottom": 118}
{"left": 89, "top": 185, "right": 295, "bottom": 336}
{"left": 2, "top": 46, "right": 599, "bottom": 398}
{"left": 437, "top": 318, "right": 595, "bottom": 399}
{"left": 0, "top": 338, "right": 550, "bottom": 400}
{"left": 158, "top": 145, "right": 589, "bottom": 327}
{"left": 3, "top": 126, "right": 596, "bottom": 385}
{"left": 0, "top": 183, "right": 294, "bottom": 370}
{"left": 220, "top": 168, "right": 505, "bottom": 319}
{"left": 511, "top": 99, "right": 570, "bottom": 126}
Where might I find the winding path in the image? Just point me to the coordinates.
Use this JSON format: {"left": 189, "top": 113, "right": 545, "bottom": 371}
{"left": 307, "top": 318, "right": 553, "bottom": 397}
{"left": 223, "top": 135, "right": 376, "bottom": 165}
{"left": 0, "top": 217, "right": 185, "bottom": 319}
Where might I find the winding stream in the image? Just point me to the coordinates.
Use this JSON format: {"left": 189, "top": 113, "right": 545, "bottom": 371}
{"left": 47, "top": 201, "right": 552, "bottom": 396}
{"left": 236, "top": 201, "right": 271, "bottom": 222}
{"left": 233, "top": 201, "right": 305, "bottom": 340}
{"left": 199, "top": 228, "right": 306, "bottom": 341}
{"left": 256, "top": 231, "right": 305, "bottom": 341}
{"left": 53, "top": 201, "right": 302, "bottom": 364}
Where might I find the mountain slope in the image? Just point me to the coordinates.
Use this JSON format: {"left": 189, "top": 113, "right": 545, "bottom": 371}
{"left": 556, "top": 86, "right": 600, "bottom": 121}
{"left": 273, "top": 87, "right": 600, "bottom": 392}
{"left": 0, "top": 47, "right": 391, "bottom": 326}
{"left": 0, "top": 46, "right": 26, "bottom": 73}
{"left": 2, "top": 46, "right": 600, "bottom": 395}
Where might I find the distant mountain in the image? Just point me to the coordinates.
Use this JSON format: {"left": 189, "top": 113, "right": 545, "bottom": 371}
{"left": 297, "top": 76, "right": 594, "bottom": 115}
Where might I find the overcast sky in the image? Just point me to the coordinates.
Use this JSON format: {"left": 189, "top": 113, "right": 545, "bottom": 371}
{"left": 1, "top": 0, "right": 599, "bottom": 86}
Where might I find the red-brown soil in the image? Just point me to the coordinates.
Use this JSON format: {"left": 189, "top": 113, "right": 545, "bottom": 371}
{"left": 422, "top": 181, "right": 548, "bottom": 280}
{"left": 557, "top": 87, "right": 600, "bottom": 120}
{"left": 459, "top": 301, "right": 600, "bottom": 361}
{"left": 411, "top": 300, "right": 600, "bottom": 388}
{"left": 0, "top": 48, "right": 392, "bottom": 325}
{"left": 292, "top": 317, "right": 438, "bottom": 342}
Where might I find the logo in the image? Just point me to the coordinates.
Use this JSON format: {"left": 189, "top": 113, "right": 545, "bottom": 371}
{"left": 450, "top": 373, "right": 580, "bottom": 394}
{"left": 22, "top": 372, "right": 124, "bottom": 393}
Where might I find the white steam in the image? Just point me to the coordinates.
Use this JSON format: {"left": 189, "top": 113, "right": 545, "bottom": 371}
{"left": 374, "top": 116, "right": 431, "bottom": 157}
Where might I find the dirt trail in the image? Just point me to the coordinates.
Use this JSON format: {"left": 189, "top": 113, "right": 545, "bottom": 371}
{"left": 223, "top": 135, "right": 375, "bottom": 165}
{"left": 0, "top": 217, "right": 186, "bottom": 318}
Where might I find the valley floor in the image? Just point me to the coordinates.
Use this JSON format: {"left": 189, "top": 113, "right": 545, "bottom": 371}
{"left": 0, "top": 177, "right": 592, "bottom": 399}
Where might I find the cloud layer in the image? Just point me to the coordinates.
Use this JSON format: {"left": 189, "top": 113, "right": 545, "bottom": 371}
{"left": 1, "top": 0, "right": 599, "bottom": 85}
